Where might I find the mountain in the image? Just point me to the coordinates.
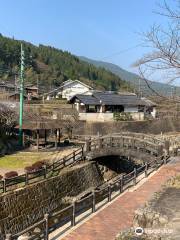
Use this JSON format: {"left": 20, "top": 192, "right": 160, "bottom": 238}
{"left": 0, "top": 34, "right": 130, "bottom": 92}
{"left": 79, "top": 56, "right": 180, "bottom": 96}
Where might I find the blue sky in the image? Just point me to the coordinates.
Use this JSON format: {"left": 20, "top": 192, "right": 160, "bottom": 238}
{"left": 0, "top": 0, "right": 171, "bottom": 74}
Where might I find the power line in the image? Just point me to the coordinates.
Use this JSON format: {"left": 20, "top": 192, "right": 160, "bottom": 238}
{"left": 101, "top": 44, "right": 142, "bottom": 60}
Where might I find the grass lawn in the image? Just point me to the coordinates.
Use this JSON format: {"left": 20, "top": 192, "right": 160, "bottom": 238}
{"left": 0, "top": 148, "right": 76, "bottom": 171}
{"left": 0, "top": 152, "right": 53, "bottom": 169}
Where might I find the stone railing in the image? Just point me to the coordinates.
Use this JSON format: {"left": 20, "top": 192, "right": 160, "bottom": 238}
{"left": 84, "top": 134, "right": 169, "bottom": 159}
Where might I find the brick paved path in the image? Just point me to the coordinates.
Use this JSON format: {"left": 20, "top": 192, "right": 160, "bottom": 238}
{"left": 60, "top": 160, "right": 180, "bottom": 240}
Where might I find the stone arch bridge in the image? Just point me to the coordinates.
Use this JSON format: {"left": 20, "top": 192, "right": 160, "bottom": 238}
{"left": 83, "top": 132, "right": 170, "bottom": 162}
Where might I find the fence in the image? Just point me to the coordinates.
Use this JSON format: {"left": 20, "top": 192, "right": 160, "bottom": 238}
{"left": 5, "top": 155, "right": 169, "bottom": 240}
{"left": 0, "top": 147, "right": 83, "bottom": 194}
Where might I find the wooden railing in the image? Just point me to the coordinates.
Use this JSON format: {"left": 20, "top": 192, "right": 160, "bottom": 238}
{"left": 4, "top": 155, "right": 169, "bottom": 240}
{"left": 0, "top": 147, "right": 84, "bottom": 194}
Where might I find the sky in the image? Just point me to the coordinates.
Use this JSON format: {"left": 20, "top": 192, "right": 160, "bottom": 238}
{"left": 0, "top": 0, "right": 173, "bottom": 75}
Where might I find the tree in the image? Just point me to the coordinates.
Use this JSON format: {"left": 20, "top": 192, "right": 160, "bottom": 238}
{"left": 133, "top": 0, "right": 180, "bottom": 95}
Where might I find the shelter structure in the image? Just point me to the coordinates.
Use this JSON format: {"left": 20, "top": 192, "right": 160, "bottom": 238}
{"left": 15, "top": 120, "right": 62, "bottom": 151}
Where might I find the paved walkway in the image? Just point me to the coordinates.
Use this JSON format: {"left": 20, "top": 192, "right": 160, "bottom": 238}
{"left": 60, "top": 159, "right": 180, "bottom": 240}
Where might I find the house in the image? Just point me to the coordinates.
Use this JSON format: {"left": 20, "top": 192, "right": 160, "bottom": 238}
{"left": 8, "top": 92, "right": 27, "bottom": 101}
{"left": 69, "top": 92, "right": 156, "bottom": 122}
{"left": 44, "top": 80, "right": 93, "bottom": 100}
{"left": 25, "top": 85, "right": 39, "bottom": 97}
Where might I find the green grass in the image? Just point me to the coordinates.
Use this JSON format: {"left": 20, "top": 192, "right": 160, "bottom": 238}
{"left": 0, "top": 152, "right": 53, "bottom": 169}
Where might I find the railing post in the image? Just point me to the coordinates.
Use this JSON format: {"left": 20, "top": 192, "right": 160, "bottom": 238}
{"left": 72, "top": 202, "right": 76, "bottom": 227}
{"left": 5, "top": 234, "right": 12, "bottom": 240}
{"left": 63, "top": 157, "right": 66, "bottom": 167}
{"left": 164, "top": 157, "right": 167, "bottom": 165}
{"left": 3, "top": 179, "right": 6, "bottom": 193}
{"left": 133, "top": 168, "right": 137, "bottom": 185}
{"left": 44, "top": 165, "right": 47, "bottom": 179}
{"left": 108, "top": 184, "right": 111, "bottom": 202}
{"left": 145, "top": 162, "right": 148, "bottom": 178}
{"left": 25, "top": 172, "right": 29, "bottom": 185}
{"left": 157, "top": 144, "right": 163, "bottom": 156}
{"left": 85, "top": 140, "right": 91, "bottom": 152}
{"left": 120, "top": 175, "right": 123, "bottom": 193}
{"left": 44, "top": 213, "right": 49, "bottom": 240}
{"left": 92, "top": 191, "right": 96, "bottom": 213}
{"left": 73, "top": 151, "right": 76, "bottom": 162}
{"left": 155, "top": 158, "right": 159, "bottom": 170}
{"left": 99, "top": 138, "right": 102, "bottom": 149}
{"left": 164, "top": 140, "right": 170, "bottom": 156}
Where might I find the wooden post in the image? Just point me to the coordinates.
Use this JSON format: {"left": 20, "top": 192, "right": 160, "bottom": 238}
{"left": 157, "top": 144, "right": 163, "bottom": 156}
{"left": 63, "top": 157, "right": 66, "bottom": 167}
{"left": 85, "top": 140, "right": 91, "bottom": 152}
{"left": 164, "top": 140, "right": 170, "bottom": 156}
{"left": 36, "top": 129, "right": 39, "bottom": 151}
{"left": 5, "top": 234, "right": 12, "bottom": 240}
{"left": 120, "top": 175, "right": 123, "bottom": 193}
{"left": 73, "top": 151, "right": 76, "bottom": 163}
{"left": 155, "top": 158, "right": 159, "bottom": 170}
{"left": 92, "top": 191, "right": 96, "bottom": 213}
{"left": 44, "top": 165, "right": 47, "bottom": 179}
{"left": 44, "top": 213, "right": 49, "bottom": 240}
{"left": 133, "top": 168, "right": 137, "bottom": 185}
{"left": 3, "top": 179, "right": 6, "bottom": 193}
{"left": 54, "top": 129, "right": 57, "bottom": 149}
{"left": 164, "top": 157, "right": 167, "bottom": 164}
{"left": 145, "top": 162, "right": 148, "bottom": 178}
{"left": 108, "top": 184, "right": 111, "bottom": 202}
{"left": 25, "top": 172, "right": 29, "bottom": 185}
{"left": 58, "top": 128, "right": 61, "bottom": 144}
{"left": 99, "top": 138, "right": 103, "bottom": 149}
{"left": 44, "top": 129, "right": 47, "bottom": 146}
{"left": 72, "top": 202, "right": 76, "bottom": 226}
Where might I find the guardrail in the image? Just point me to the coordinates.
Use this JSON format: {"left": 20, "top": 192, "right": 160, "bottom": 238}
{"left": 4, "top": 155, "right": 169, "bottom": 240}
{"left": 0, "top": 147, "right": 84, "bottom": 194}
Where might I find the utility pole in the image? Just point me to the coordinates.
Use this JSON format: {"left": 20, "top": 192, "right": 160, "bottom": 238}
{"left": 138, "top": 77, "right": 141, "bottom": 97}
{"left": 19, "top": 44, "right": 25, "bottom": 146}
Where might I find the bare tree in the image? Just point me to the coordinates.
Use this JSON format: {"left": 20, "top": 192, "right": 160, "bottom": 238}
{"left": 133, "top": 0, "right": 180, "bottom": 95}
{"left": 0, "top": 104, "right": 18, "bottom": 136}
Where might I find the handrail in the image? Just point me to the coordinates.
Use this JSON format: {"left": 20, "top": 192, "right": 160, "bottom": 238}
{"left": 0, "top": 146, "right": 84, "bottom": 194}
{"left": 6, "top": 155, "right": 170, "bottom": 240}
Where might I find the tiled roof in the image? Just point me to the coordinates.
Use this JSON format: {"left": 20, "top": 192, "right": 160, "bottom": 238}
{"left": 70, "top": 92, "right": 147, "bottom": 106}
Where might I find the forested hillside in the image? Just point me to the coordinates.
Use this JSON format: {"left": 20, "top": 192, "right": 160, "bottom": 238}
{"left": 0, "top": 34, "right": 130, "bottom": 92}
{"left": 80, "top": 56, "right": 180, "bottom": 96}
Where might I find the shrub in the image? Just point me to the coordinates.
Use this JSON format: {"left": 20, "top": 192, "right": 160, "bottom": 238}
{"left": 24, "top": 166, "right": 35, "bottom": 173}
{"left": 31, "top": 161, "right": 45, "bottom": 170}
{"left": 4, "top": 171, "right": 18, "bottom": 179}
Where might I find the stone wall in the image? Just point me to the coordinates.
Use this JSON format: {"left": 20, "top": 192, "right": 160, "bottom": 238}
{"left": 0, "top": 162, "right": 103, "bottom": 237}
{"left": 73, "top": 118, "right": 180, "bottom": 135}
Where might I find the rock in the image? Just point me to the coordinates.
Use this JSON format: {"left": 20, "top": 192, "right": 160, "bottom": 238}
{"left": 158, "top": 216, "right": 168, "bottom": 226}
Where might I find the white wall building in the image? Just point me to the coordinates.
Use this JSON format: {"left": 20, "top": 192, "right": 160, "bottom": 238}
{"left": 56, "top": 80, "right": 92, "bottom": 100}
{"left": 44, "top": 80, "right": 93, "bottom": 101}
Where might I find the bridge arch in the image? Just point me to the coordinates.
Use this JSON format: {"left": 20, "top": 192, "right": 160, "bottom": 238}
{"left": 84, "top": 133, "right": 169, "bottom": 162}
